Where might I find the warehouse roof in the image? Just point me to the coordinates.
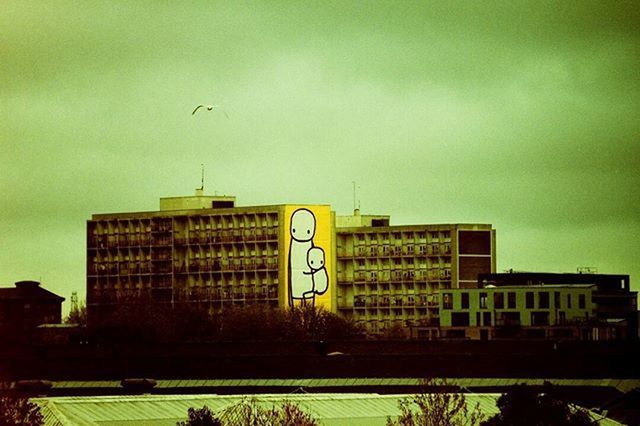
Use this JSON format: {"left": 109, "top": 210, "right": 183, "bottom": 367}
{"left": 34, "top": 392, "right": 621, "bottom": 426}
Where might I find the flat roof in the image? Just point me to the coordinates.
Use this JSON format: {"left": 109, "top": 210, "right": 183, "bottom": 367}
{"left": 337, "top": 223, "right": 493, "bottom": 232}
{"left": 33, "top": 391, "right": 621, "bottom": 426}
{"left": 91, "top": 204, "right": 331, "bottom": 220}
{"left": 456, "top": 284, "right": 598, "bottom": 290}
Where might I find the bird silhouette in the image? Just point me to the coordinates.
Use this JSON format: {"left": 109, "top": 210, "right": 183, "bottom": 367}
{"left": 192, "top": 104, "right": 229, "bottom": 118}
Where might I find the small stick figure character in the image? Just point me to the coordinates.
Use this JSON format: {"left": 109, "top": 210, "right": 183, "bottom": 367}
{"left": 304, "top": 246, "right": 328, "bottom": 296}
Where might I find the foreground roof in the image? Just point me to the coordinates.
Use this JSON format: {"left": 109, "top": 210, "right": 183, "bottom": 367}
{"left": 33, "top": 392, "right": 621, "bottom": 426}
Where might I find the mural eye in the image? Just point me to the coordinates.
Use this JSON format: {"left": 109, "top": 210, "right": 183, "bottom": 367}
{"left": 307, "top": 230, "right": 310, "bottom": 234}
{"left": 292, "top": 228, "right": 296, "bottom": 233}
{"left": 311, "top": 260, "right": 314, "bottom": 264}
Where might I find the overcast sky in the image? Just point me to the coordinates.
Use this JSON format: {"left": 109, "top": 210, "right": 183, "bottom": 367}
{"left": 2, "top": 1, "right": 639, "bottom": 310}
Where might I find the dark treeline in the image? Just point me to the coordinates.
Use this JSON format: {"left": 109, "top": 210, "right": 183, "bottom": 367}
{"left": 89, "top": 302, "right": 364, "bottom": 343}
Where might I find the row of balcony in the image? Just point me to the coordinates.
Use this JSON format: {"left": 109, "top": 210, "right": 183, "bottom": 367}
{"left": 89, "top": 288, "right": 279, "bottom": 303}
{"left": 351, "top": 295, "right": 439, "bottom": 308}
{"left": 338, "top": 271, "right": 452, "bottom": 283}
{"left": 182, "top": 288, "right": 278, "bottom": 301}
{"left": 338, "top": 246, "right": 452, "bottom": 258}
{"left": 174, "top": 232, "right": 278, "bottom": 245}
{"left": 348, "top": 234, "right": 451, "bottom": 245}
{"left": 88, "top": 263, "right": 278, "bottom": 276}
{"left": 178, "top": 261, "right": 278, "bottom": 273}
{"left": 89, "top": 231, "right": 280, "bottom": 249}
{"left": 91, "top": 217, "right": 281, "bottom": 233}
{"left": 87, "top": 258, "right": 278, "bottom": 275}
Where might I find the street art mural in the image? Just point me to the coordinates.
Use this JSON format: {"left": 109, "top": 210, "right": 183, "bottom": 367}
{"left": 286, "top": 206, "right": 332, "bottom": 309}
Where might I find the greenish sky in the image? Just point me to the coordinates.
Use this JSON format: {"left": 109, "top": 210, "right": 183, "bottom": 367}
{"left": 1, "top": 1, "right": 639, "bottom": 310}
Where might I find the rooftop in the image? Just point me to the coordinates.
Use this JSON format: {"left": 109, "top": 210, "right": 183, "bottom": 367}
{"left": 0, "top": 281, "right": 64, "bottom": 302}
{"left": 33, "top": 391, "right": 621, "bottom": 426}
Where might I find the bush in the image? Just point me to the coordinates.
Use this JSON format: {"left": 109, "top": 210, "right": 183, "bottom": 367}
{"left": 482, "top": 383, "right": 595, "bottom": 426}
{"left": 178, "top": 399, "right": 318, "bottom": 426}
{"left": 0, "top": 384, "right": 44, "bottom": 426}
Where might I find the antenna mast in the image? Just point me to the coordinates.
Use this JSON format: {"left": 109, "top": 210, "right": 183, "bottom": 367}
{"left": 352, "top": 181, "right": 356, "bottom": 212}
{"left": 200, "top": 164, "right": 204, "bottom": 191}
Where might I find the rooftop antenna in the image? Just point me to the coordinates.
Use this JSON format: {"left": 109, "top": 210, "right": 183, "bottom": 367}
{"left": 196, "top": 164, "right": 204, "bottom": 195}
{"left": 352, "top": 181, "right": 361, "bottom": 215}
{"left": 352, "top": 181, "right": 356, "bottom": 212}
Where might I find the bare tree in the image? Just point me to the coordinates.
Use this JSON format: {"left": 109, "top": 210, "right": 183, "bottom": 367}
{"left": 387, "top": 378, "right": 484, "bottom": 426}
{"left": 65, "top": 301, "right": 87, "bottom": 326}
{"left": 179, "top": 398, "right": 318, "bottom": 426}
{"left": 176, "top": 405, "right": 221, "bottom": 426}
{"left": 0, "top": 383, "right": 44, "bottom": 426}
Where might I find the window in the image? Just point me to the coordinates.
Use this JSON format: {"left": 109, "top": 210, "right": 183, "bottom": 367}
{"left": 483, "top": 312, "right": 492, "bottom": 326}
{"left": 500, "top": 312, "right": 520, "bottom": 326}
{"left": 579, "top": 294, "right": 586, "bottom": 309}
{"left": 461, "top": 293, "right": 469, "bottom": 309}
{"left": 531, "top": 311, "right": 549, "bottom": 326}
{"left": 567, "top": 294, "right": 572, "bottom": 309}
{"left": 494, "top": 292, "right": 504, "bottom": 309}
{"left": 443, "top": 293, "right": 453, "bottom": 309}
{"left": 507, "top": 292, "right": 516, "bottom": 309}
{"left": 554, "top": 292, "right": 561, "bottom": 309}
{"left": 451, "top": 312, "right": 470, "bottom": 327}
{"left": 479, "top": 292, "right": 488, "bottom": 309}
{"left": 558, "top": 311, "right": 566, "bottom": 324}
{"left": 526, "top": 292, "right": 534, "bottom": 309}
{"left": 538, "top": 292, "right": 549, "bottom": 309}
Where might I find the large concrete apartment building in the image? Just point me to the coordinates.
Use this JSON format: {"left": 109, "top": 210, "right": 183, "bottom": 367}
{"left": 87, "top": 192, "right": 495, "bottom": 337}
{"left": 335, "top": 212, "right": 495, "bottom": 338}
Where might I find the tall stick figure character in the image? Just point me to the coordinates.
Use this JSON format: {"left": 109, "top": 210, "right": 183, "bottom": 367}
{"left": 288, "top": 208, "right": 317, "bottom": 307}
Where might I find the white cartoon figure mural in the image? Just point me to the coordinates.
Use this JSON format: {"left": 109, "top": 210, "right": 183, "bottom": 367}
{"left": 288, "top": 208, "right": 329, "bottom": 307}
{"left": 305, "top": 246, "right": 328, "bottom": 296}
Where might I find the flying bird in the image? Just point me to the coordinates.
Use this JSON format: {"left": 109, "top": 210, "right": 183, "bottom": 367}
{"left": 192, "top": 104, "right": 229, "bottom": 118}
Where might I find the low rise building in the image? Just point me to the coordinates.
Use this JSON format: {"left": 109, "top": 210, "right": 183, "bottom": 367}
{"left": 479, "top": 272, "right": 637, "bottom": 339}
{"left": 440, "top": 278, "right": 636, "bottom": 340}
{"left": 0, "top": 280, "right": 65, "bottom": 342}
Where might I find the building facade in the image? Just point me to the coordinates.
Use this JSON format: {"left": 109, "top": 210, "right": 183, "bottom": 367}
{"left": 87, "top": 194, "right": 496, "bottom": 336}
{"left": 87, "top": 193, "right": 336, "bottom": 324}
{"left": 440, "top": 275, "right": 637, "bottom": 340}
{"left": 479, "top": 272, "right": 637, "bottom": 339}
{"left": 336, "top": 213, "right": 495, "bottom": 339}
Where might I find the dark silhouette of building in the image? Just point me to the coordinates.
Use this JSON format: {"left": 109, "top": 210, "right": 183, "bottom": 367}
{"left": 0, "top": 280, "right": 65, "bottom": 342}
